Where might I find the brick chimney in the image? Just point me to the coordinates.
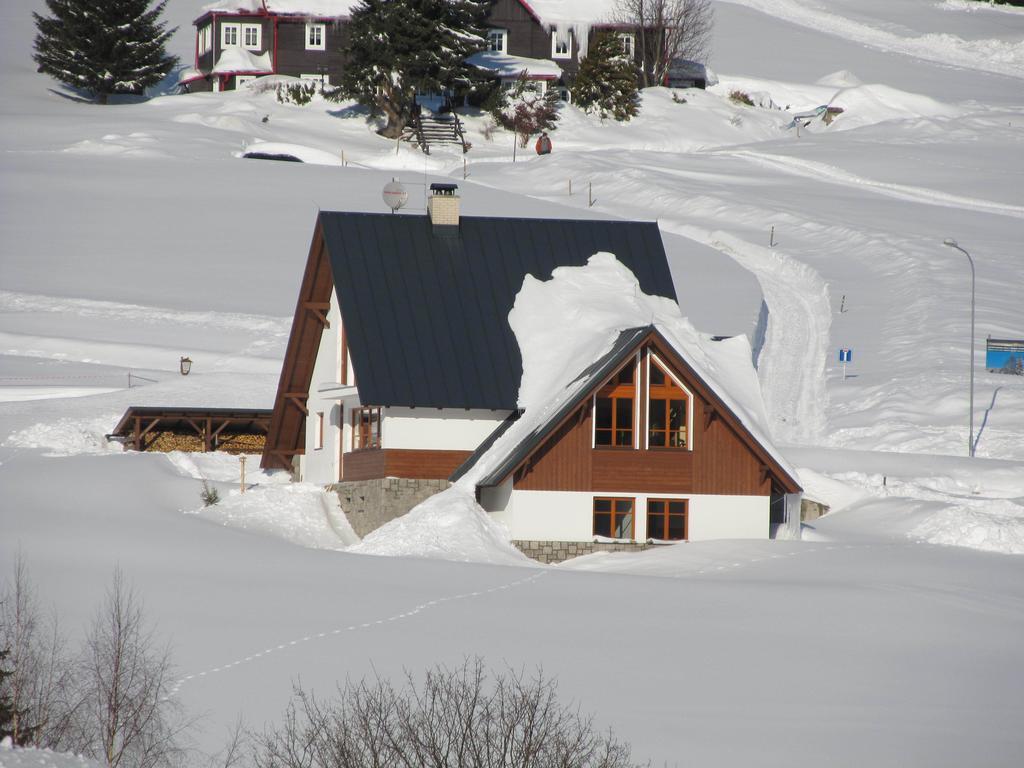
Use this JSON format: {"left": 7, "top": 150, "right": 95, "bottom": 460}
{"left": 428, "top": 183, "right": 460, "bottom": 227}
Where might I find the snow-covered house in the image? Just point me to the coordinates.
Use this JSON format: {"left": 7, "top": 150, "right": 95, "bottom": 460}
{"left": 183, "top": 1, "right": 355, "bottom": 92}
{"left": 262, "top": 185, "right": 802, "bottom": 559}
{"left": 183, "top": 1, "right": 634, "bottom": 94}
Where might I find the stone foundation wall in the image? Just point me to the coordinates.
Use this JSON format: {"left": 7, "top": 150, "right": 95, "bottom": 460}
{"left": 330, "top": 478, "right": 449, "bottom": 539}
{"left": 513, "top": 540, "right": 652, "bottom": 565}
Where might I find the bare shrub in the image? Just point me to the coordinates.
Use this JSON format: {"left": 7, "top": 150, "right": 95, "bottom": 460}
{"left": 615, "top": 0, "right": 714, "bottom": 87}
{"left": 729, "top": 90, "right": 754, "bottom": 106}
{"left": 253, "top": 658, "right": 639, "bottom": 768}
{"left": 70, "top": 568, "right": 186, "bottom": 768}
{"left": 0, "top": 552, "right": 75, "bottom": 748}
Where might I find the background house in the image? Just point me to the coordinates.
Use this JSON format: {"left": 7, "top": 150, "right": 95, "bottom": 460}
{"left": 183, "top": 0, "right": 632, "bottom": 94}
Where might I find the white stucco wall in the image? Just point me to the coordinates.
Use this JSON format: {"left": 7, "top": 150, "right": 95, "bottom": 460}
{"left": 485, "top": 489, "right": 770, "bottom": 542}
{"left": 300, "top": 289, "right": 350, "bottom": 486}
{"left": 383, "top": 408, "right": 511, "bottom": 451}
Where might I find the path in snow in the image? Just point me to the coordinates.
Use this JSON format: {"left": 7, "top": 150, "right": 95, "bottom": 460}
{"left": 718, "top": 149, "right": 1024, "bottom": 220}
{"left": 166, "top": 569, "right": 548, "bottom": 698}
{"left": 718, "top": 0, "right": 1024, "bottom": 79}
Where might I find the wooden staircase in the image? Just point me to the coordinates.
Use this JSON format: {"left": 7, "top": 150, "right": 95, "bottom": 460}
{"left": 404, "top": 113, "right": 470, "bottom": 155}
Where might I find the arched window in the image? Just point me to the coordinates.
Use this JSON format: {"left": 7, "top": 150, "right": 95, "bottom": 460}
{"left": 648, "top": 358, "right": 688, "bottom": 448}
{"left": 594, "top": 361, "right": 636, "bottom": 447}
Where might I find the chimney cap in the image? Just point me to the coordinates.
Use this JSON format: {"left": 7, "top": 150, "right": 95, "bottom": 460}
{"left": 429, "top": 183, "right": 459, "bottom": 195}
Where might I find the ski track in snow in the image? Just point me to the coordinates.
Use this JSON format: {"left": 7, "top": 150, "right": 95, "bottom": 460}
{"left": 166, "top": 569, "right": 549, "bottom": 698}
{"left": 677, "top": 229, "right": 831, "bottom": 445}
{"left": 719, "top": 0, "right": 1024, "bottom": 79}
{"left": 719, "top": 150, "right": 1024, "bottom": 220}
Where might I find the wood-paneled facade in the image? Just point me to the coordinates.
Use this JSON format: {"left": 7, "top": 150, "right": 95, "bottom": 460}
{"left": 185, "top": 1, "right": 637, "bottom": 93}
{"left": 508, "top": 332, "right": 797, "bottom": 497}
{"left": 343, "top": 449, "right": 473, "bottom": 482}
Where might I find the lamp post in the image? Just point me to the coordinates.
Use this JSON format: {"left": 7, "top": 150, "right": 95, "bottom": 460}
{"left": 179, "top": 356, "right": 192, "bottom": 376}
{"left": 943, "top": 239, "right": 975, "bottom": 457}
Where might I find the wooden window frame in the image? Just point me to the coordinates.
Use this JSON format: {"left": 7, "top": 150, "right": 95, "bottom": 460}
{"left": 646, "top": 498, "right": 688, "bottom": 541}
{"left": 593, "top": 497, "right": 636, "bottom": 540}
{"left": 305, "top": 23, "right": 326, "bottom": 51}
{"left": 314, "top": 411, "right": 324, "bottom": 451}
{"left": 616, "top": 32, "right": 635, "bottom": 59}
{"left": 351, "top": 406, "right": 382, "bottom": 451}
{"left": 645, "top": 351, "right": 694, "bottom": 451}
{"left": 592, "top": 356, "right": 639, "bottom": 449}
{"left": 221, "top": 22, "right": 240, "bottom": 48}
{"left": 551, "top": 31, "right": 571, "bottom": 59}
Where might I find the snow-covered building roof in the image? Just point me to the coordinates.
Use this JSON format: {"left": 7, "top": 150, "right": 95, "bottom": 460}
{"left": 200, "top": 1, "right": 359, "bottom": 16}
{"left": 466, "top": 51, "right": 563, "bottom": 80}
{"left": 523, "top": 0, "right": 620, "bottom": 26}
{"left": 212, "top": 47, "right": 273, "bottom": 74}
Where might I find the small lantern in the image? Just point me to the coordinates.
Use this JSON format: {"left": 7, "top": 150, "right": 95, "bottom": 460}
{"left": 179, "top": 356, "right": 192, "bottom": 376}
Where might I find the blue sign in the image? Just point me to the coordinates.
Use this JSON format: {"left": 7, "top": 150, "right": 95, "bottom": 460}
{"left": 838, "top": 348, "right": 852, "bottom": 363}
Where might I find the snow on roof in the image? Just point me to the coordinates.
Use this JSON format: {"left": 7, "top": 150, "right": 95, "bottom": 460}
{"left": 453, "top": 253, "right": 800, "bottom": 491}
{"left": 177, "top": 67, "right": 204, "bottom": 84}
{"left": 466, "top": 51, "right": 563, "bottom": 80}
{"left": 524, "top": 0, "right": 620, "bottom": 26}
{"left": 212, "top": 47, "right": 273, "bottom": 74}
{"left": 200, "top": 1, "right": 359, "bottom": 15}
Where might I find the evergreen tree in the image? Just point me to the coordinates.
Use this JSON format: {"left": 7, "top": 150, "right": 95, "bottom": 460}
{"left": 340, "top": 0, "right": 488, "bottom": 137}
{"left": 0, "top": 646, "right": 30, "bottom": 745}
{"left": 33, "top": 0, "right": 178, "bottom": 104}
{"left": 571, "top": 32, "right": 640, "bottom": 121}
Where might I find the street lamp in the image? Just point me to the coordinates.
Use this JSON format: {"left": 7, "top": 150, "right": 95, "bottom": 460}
{"left": 943, "top": 238, "right": 976, "bottom": 457}
{"left": 179, "top": 356, "right": 192, "bottom": 376}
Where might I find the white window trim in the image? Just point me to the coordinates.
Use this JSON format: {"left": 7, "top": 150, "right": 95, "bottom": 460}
{"left": 301, "top": 73, "right": 331, "bottom": 87}
{"left": 198, "top": 25, "right": 212, "bottom": 54}
{"left": 645, "top": 351, "right": 696, "bottom": 452}
{"left": 617, "top": 32, "right": 636, "bottom": 60}
{"left": 315, "top": 411, "right": 324, "bottom": 450}
{"left": 306, "top": 22, "right": 326, "bottom": 51}
{"left": 242, "top": 23, "right": 261, "bottom": 51}
{"left": 221, "top": 22, "right": 240, "bottom": 48}
{"left": 487, "top": 28, "right": 508, "bottom": 54}
{"left": 551, "top": 30, "right": 571, "bottom": 59}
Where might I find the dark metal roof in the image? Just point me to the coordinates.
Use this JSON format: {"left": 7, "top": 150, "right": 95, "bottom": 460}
{"left": 321, "top": 212, "right": 675, "bottom": 410}
{"left": 451, "top": 327, "right": 651, "bottom": 485}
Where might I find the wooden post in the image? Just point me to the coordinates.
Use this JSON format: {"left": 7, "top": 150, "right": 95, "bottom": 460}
{"left": 204, "top": 417, "right": 212, "bottom": 452}
{"left": 463, "top": 158, "right": 467, "bottom": 179}
{"left": 133, "top": 416, "right": 141, "bottom": 451}
{"left": 239, "top": 455, "right": 247, "bottom": 494}
{"left": 342, "top": 149, "right": 346, "bottom": 166}
{"left": 568, "top": 179, "right": 572, "bottom": 196}
{"left": 588, "top": 182, "right": 594, "bottom": 207}
{"left": 770, "top": 225, "right": 775, "bottom": 248}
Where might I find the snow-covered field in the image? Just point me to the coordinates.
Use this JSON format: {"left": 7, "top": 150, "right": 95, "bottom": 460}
{"left": 2, "top": 0, "right": 1024, "bottom": 765}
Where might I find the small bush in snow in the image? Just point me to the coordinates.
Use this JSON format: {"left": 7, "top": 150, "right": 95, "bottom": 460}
{"left": 571, "top": 32, "right": 640, "bottom": 121}
{"left": 253, "top": 658, "right": 640, "bottom": 768}
{"left": 487, "top": 73, "right": 560, "bottom": 148}
{"left": 672, "top": 91, "right": 688, "bottom": 104}
{"left": 275, "top": 83, "right": 316, "bottom": 106}
{"left": 729, "top": 89, "right": 754, "bottom": 106}
{"left": 200, "top": 480, "right": 220, "bottom": 507}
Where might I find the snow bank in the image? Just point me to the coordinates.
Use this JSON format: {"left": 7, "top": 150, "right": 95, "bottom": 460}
{"left": 241, "top": 141, "right": 345, "bottom": 166}
{"left": 0, "top": 743, "right": 103, "bottom": 768}
{"left": 3, "top": 414, "right": 123, "bottom": 457}
{"left": 187, "top": 482, "right": 357, "bottom": 550}
{"left": 348, "top": 487, "right": 531, "bottom": 566}
{"left": 912, "top": 500, "right": 1024, "bottom": 556}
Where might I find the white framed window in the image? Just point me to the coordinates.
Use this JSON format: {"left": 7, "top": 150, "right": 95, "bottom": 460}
{"left": 487, "top": 28, "right": 507, "bottom": 54}
{"left": 617, "top": 32, "right": 635, "bottom": 59}
{"left": 242, "top": 23, "right": 261, "bottom": 50}
{"left": 221, "top": 22, "right": 240, "bottom": 48}
{"left": 315, "top": 411, "right": 324, "bottom": 450}
{"left": 235, "top": 75, "right": 257, "bottom": 89}
{"left": 551, "top": 30, "right": 571, "bottom": 59}
{"left": 198, "top": 25, "right": 212, "bottom": 54}
{"left": 306, "top": 23, "right": 326, "bottom": 50}
{"left": 301, "top": 73, "right": 331, "bottom": 88}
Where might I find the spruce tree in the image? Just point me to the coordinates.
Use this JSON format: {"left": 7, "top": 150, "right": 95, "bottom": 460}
{"left": 33, "top": 0, "right": 178, "bottom": 104}
{"left": 340, "top": 0, "right": 487, "bottom": 137}
{"left": 571, "top": 32, "right": 641, "bottom": 121}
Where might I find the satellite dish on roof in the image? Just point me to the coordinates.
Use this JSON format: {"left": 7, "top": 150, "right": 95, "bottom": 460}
{"left": 382, "top": 180, "right": 409, "bottom": 213}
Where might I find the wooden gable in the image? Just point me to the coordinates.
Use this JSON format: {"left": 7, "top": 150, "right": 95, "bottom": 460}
{"left": 509, "top": 330, "right": 800, "bottom": 496}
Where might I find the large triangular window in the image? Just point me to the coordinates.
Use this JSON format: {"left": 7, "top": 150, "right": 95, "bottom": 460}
{"left": 647, "top": 354, "right": 691, "bottom": 449}
{"left": 593, "top": 359, "right": 637, "bottom": 447}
